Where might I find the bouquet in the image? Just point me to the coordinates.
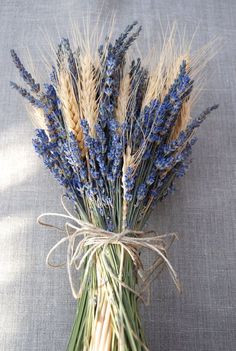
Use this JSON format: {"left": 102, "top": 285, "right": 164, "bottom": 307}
{"left": 11, "top": 21, "right": 218, "bottom": 351}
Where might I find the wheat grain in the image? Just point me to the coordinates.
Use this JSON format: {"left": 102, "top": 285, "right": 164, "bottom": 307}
{"left": 115, "top": 73, "right": 130, "bottom": 124}
{"left": 57, "top": 69, "right": 84, "bottom": 151}
{"left": 77, "top": 53, "right": 100, "bottom": 136}
{"left": 171, "top": 99, "right": 191, "bottom": 140}
{"left": 25, "top": 104, "right": 47, "bottom": 130}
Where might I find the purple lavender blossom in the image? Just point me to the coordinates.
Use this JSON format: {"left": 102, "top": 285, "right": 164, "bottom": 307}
{"left": 10, "top": 82, "right": 43, "bottom": 108}
{"left": 10, "top": 49, "right": 40, "bottom": 93}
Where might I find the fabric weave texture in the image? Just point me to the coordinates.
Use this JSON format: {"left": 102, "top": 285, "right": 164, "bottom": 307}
{"left": 0, "top": 0, "right": 235, "bottom": 350}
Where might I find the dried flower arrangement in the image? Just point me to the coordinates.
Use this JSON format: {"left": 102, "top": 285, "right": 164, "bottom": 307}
{"left": 11, "top": 21, "right": 218, "bottom": 351}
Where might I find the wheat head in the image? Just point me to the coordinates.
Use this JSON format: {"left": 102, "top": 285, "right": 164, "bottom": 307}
{"left": 115, "top": 73, "right": 130, "bottom": 125}
{"left": 77, "top": 53, "right": 100, "bottom": 136}
{"left": 57, "top": 69, "right": 84, "bottom": 152}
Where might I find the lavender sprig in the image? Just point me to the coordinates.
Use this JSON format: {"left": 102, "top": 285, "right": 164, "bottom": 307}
{"left": 10, "top": 82, "right": 43, "bottom": 108}
{"left": 10, "top": 49, "right": 40, "bottom": 93}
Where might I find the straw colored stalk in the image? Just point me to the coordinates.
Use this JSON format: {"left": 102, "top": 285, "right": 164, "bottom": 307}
{"left": 115, "top": 73, "right": 130, "bottom": 125}
{"left": 170, "top": 39, "right": 219, "bottom": 140}
{"left": 70, "top": 16, "right": 110, "bottom": 137}
{"left": 89, "top": 255, "right": 113, "bottom": 351}
{"left": 77, "top": 54, "right": 100, "bottom": 136}
{"left": 142, "top": 49, "right": 191, "bottom": 107}
{"left": 142, "top": 25, "right": 218, "bottom": 141}
{"left": 170, "top": 99, "right": 191, "bottom": 140}
{"left": 141, "top": 23, "right": 190, "bottom": 107}
{"left": 169, "top": 55, "right": 192, "bottom": 140}
{"left": 26, "top": 104, "right": 47, "bottom": 131}
{"left": 141, "top": 24, "right": 182, "bottom": 107}
{"left": 57, "top": 69, "right": 84, "bottom": 152}
{"left": 147, "top": 51, "right": 193, "bottom": 141}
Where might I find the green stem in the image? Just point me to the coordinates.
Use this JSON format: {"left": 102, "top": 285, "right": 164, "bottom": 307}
{"left": 66, "top": 244, "right": 148, "bottom": 351}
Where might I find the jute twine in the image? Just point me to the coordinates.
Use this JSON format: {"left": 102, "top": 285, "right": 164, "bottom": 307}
{"left": 37, "top": 196, "right": 181, "bottom": 302}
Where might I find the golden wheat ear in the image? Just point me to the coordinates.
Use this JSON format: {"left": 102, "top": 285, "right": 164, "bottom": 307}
{"left": 115, "top": 73, "right": 130, "bottom": 125}
{"left": 170, "top": 38, "right": 219, "bottom": 140}
{"left": 57, "top": 69, "right": 85, "bottom": 152}
{"left": 77, "top": 53, "right": 100, "bottom": 137}
{"left": 140, "top": 23, "right": 219, "bottom": 142}
{"left": 25, "top": 104, "right": 47, "bottom": 130}
{"left": 170, "top": 98, "right": 191, "bottom": 140}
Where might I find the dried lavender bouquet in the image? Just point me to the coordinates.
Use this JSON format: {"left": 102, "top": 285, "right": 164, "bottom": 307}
{"left": 11, "top": 22, "right": 218, "bottom": 351}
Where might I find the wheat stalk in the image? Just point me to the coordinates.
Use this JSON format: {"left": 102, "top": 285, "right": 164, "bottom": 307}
{"left": 170, "top": 39, "right": 219, "bottom": 140}
{"left": 77, "top": 53, "right": 100, "bottom": 136}
{"left": 25, "top": 104, "right": 47, "bottom": 130}
{"left": 57, "top": 69, "right": 84, "bottom": 151}
{"left": 115, "top": 73, "right": 130, "bottom": 125}
{"left": 169, "top": 55, "right": 192, "bottom": 140}
{"left": 170, "top": 99, "right": 191, "bottom": 140}
{"left": 141, "top": 24, "right": 178, "bottom": 107}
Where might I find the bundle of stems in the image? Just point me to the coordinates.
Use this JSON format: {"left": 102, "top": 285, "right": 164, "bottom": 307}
{"left": 68, "top": 248, "right": 146, "bottom": 351}
{"left": 11, "top": 21, "right": 218, "bottom": 351}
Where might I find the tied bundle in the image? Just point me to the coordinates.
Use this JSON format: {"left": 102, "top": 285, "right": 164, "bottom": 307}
{"left": 11, "top": 21, "right": 218, "bottom": 351}
{"left": 37, "top": 195, "right": 179, "bottom": 302}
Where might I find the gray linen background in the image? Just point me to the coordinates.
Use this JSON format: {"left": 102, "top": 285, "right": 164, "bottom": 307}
{"left": 0, "top": 0, "right": 236, "bottom": 350}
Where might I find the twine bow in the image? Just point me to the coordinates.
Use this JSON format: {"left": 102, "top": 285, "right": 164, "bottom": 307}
{"left": 37, "top": 196, "right": 180, "bottom": 301}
